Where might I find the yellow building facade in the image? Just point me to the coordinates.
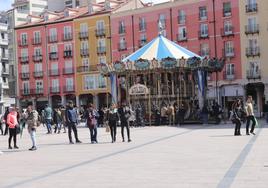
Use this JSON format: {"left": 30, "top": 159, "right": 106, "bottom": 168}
{"left": 74, "top": 13, "right": 112, "bottom": 108}
{"left": 239, "top": 0, "right": 268, "bottom": 116}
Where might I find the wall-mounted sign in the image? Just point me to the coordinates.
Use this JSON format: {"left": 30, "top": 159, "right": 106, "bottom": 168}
{"left": 113, "top": 61, "right": 125, "bottom": 72}
{"left": 97, "top": 63, "right": 109, "bottom": 74}
{"left": 129, "top": 84, "right": 149, "bottom": 95}
{"left": 134, "top": 59, "right": 150, "bottom": 70}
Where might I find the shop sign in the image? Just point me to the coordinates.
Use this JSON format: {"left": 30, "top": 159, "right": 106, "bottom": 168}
{"left": 129, "top": 84, "right": 149, "bottom": 95}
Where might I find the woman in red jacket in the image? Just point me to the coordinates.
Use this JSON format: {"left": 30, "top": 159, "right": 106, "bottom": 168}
{"left": 7, "top": 107, "right": 19, "bottom": 149}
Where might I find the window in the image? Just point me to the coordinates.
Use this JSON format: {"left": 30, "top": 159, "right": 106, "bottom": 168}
{"left": 247, "top": 17, "right": 258, "bottom": 32}
{"left": 200, "top": 23, "right": 208, "bottom": 37}
{"left": 223, "top": 2, "right": 231, "bottom": 16}
{"left": 50, "top": 45, "right": 58, "bottom": 59}
{"left": 158, "top": 14, "right": 166, "bottom": 29}
{"left": 178, "top": 10, "right": 186, "bottom": 24}
{"left": 200, "top": 43, "right": 209, "bottom": 57}
{"left": 34, "top": 63, "right": 42, "bottom": 72}
{"left": 84, "top": 75, "right": 95, "bottom": 90}
{"left": 80, "top": 23, "right": 88, "bottom": 33}
{"left": 64, "top": 61, "right": 73, "bottom": 74}
{"left": 22, "top": 81, "right": 30, "bottom": 94}
{"left": 33, "top": 31, "right": 41, "bottom": 44}
{"left": 83, "top": 75, "right": 106, "bottom": 90}
{"left": 20, "top": 33, "right": 27, "bottom": 45}
{"left": 64, "top": 43, "right": 72, "bottom": 57}
{"left": 96, "top": 20, "right": 105, "bottom": 30}
{"left": 51, "top": 63, "right": 59, "bottom": 75}
{"left": 139, "top": 17, "right": 146, "bottom": 31}
{"left": 49, "top": 28, "right": 57, "bottom": 42}
{"left": 51, "top": 79, "right": 59, "bottom": 92}
{"left": 249, "top": 38, "right": 258, "bottom": 48}
{"left": 119, "top": 21, "right": 125, "bottom": 34}
{"left": 21, "top": 64, "right": 29, "bottom": 73}
{"left": 97, "top": 39, "right": 106, "bottom": 53}
{"left": 21, "top": 49, "right": 28, "bottom": 58}
{"left": 119, "top": 37, "right": 126, "bottom": 50}
{"left": 36, "top": 80, "right": 43, "bottom": 93}
{"left": 246, "top": 0, "right": 257, "bottom": 12}
{"left": 248, "top": 61, "right": 259, "bottom": 75}
{"left": 63, "top": 26, "right": 72, "bottom": 40}
{"left": 224, "top": 20, "right": 233, "bottom": 34}
{"left": 199, "top": 6, "right": 207, "bottom": 20}
{"left": 97, "top": 75, "right": 107, "bottom": 89}
{"left": 34, "top": 47, "right": 42, "bottom": 56}
{"left": 225, "top": 41, "right": 234, "bottom": 57}
{"left": 139, "top": 33, "right": 147, "bottom": 47}
{"left": 226, "top": 64, "right": 235, "bottom": 75}
{"left": 81, "top": 41, "right": 88, "bottom": 50}
{"left": 178, "top": 26, "right": 187, "bottom": 41}
{"left": 82, "top": 58, "right": 89, "bottom": 67}
{"left": 98, "top": 56, "right": 106, "bottom": 64}
{"left": 65, "top": 78, "right": 74, "bottom": 91}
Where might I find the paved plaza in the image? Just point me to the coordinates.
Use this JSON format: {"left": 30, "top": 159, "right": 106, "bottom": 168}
{"left": 0, "top": 122, "right": 268, "bottom": 188}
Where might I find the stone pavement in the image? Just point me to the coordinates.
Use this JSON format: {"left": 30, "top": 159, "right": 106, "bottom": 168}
{"left": 0, "top": 121, "right": 268, "bottom": 188}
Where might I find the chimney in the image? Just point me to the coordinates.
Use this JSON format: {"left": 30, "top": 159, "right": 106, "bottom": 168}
{"left": 88, "top": 0, "right": 95, "bottom": 14}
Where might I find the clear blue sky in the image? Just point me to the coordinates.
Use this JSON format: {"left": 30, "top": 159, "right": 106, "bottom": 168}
{"left": 0, "top": 0, "right": 169, "bottom": 11}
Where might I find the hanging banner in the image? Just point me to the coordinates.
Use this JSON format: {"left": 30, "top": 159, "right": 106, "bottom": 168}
{"left": 129, "top": 84, "right": 149, "bottom": 95}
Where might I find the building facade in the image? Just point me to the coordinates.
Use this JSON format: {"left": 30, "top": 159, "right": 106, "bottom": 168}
{"left": 239, "top": 0, "right": 268, "bottom": 117}
{"left": 111, "top": 0, "right": 242, "bottom": 109}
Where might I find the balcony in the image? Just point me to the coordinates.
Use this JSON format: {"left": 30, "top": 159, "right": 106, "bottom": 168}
{"left": 223, "top": 71, "right": 235, "bottom": 81}
{"left": 19, "top": 56, "right": 29, "bottom": 63}
{"left": 138, "top": 39, "right": 147, "bottom": 48}
{"left": 49, "top": 69, "right": 60, "bottom": 76}
{"left": 20, "top": 72, "right": 30, "bottom": 79}
{"left": 31, "top": 88, "right": 44, "bottom": 95}
{"left": 245, "top": 24, "right": 259, "bottom": 35}
{"left": 62, "top": 33, "right": 73, "bottom": 41}
{"left": 32, "top": 38, "right": 42, "bottom": 45}
{"left": 198, "top": 31, "right": 209, "bottom": 39}
{"left": 50, "top": 86, "right": 61, "bottom": 94}
{"left": 63, "top": 50, "right": 73, "bottom": 58}
{"left": 63, "top": 85, "right": 74, "bottom": 93}
{"left": 118, "top": 26, "right": 126, "bottom": 34}
{"left": 32, "top": 55, "right": 43, "bottom": 62}
{"left": 118, "top": 42, "right": 127, "bottom": 51}
{"left": 97, "top": 46, "right": 106, "bottom": 55}
{"left": 63, "top": 67, "right": 74, "bottom": 75}
{"left": 95, "top": 28, "right": 106, "bottom": 37}
{"left": 33, "top": 71, "right": 43, "bottom": 78}
{"left": 18, "top": 40, "right": 28, "bottom": 47}
{"left": 21, "top": 89, "right": 30, "bottom": 96}
{"left": 221, "top": 27, "right": 234, "bottom": 37}
{"left": 223, "top": 10, "right": 232, "bottom": 17}
{"left": 246, "top": 47, "right": 260, "bottom": 57}
{"left": 79, "top": 32, "right": 88, "bottom": 40}
{"left": 48, "top": 36, "right": 58, "bottom": 43}
{"left": 177, "top": 33, "right": 187, "bottom": 42}
{"left": 247, "top": 69, "right": 261, "bottom": 79}
{"left": 77, "top": 66, "right": 90, "bottom": 73}
{"left": 49, "top": 52, "right": 58, "bottom": 60}
{"left": 177, "top": 15, "right": 186, "bottom": 24}
{"left": 246, "top": 3, "right": 258, "bottom": 13}
{"left": 223, "top": 48, "right": 235, "bottom": 58}
{"left": 80, "top": 49, "right": 89, "bottom": 56}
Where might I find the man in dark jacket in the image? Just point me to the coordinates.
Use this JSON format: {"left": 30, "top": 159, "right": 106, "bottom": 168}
{"left": 3, "top": 108, "right": 9, "bottom": 135}
{"left": 118, "top": 102, "right": 132, "bottom": 142}
{"left": 65, "top": 101, "right": 81, "bottom": 144}
{"left": 263, "top": 101, "right": 268, "bottom": 124}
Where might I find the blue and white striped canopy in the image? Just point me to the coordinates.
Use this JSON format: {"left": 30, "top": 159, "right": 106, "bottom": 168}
{"left": 122, "top": 34, "right": 200, "bottom": 62}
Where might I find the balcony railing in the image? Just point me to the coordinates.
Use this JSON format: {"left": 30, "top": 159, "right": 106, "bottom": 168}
{"left": 32, "top": 55, "right": 43, "bottom": 62}
{"left": 138, "top": 39, "right": 147, "bottom": 47}
{"left": 118, "top": 42, "right": 127, "bottom": 51}
{"left": 20, "top": 72, "right": 30, "bottom": 79}
{"left": 247, "top": 69, "right": 261, "bottom": 79}
{"left": 21, "top": 89, "right": 30, "bottom": 96}
{"left": 223, "top": 10, "right": 232, "bottom": 17}
{"left": 95, "top": 28, "right": 106, "bottom": 37}
{"left": 49, "top": 69, "right": 60, "bottom": 76}
{"left": 223, "top": 71, "right": 235, "bottom": 80}
{"left": 245, "top": 24, "right": 259, "bottom": 35}
{"left": 246, "top": 47, "right": 260, "bottom": 57}
{"left": 177, "top": 33, "right": 187, "bottom": 42}
{"left": 198, "top": 31, "right": 209, "bottom": 39}
{"left": 63, "top": 50, "right": 73, "bottom": 58}
{"left": 49, "top": 52, "right": 58, "bottom": 60}
{"left": 221, "top": 27, "right": 234, "bottom": 37}
{"left": 77, "top": 66, "right": 90, "bottom": 73}
{"left": 223, "top": 48, "right": 235, "bottom": 58}
{"left": 246, "top": 3, "right": 258, "bottom": 13}
{"left": 48, "top": 36, "right": 58, "bottom": 43}
{"left": 79, "top": 32, "right": 88, "bottom": 39}
{"left": 19, "top": 56, "right": 29, "bottom": 63}
{"left": 80, "top": 49, "right": 89, "bottom": 56}
{"left": 33, "top": 71, "right": 43, "bottom": 78}
{"left": 50, "top": 86, "right": 61, "bottom": 94}
{"left": 97, "top": 46, "right": 106, "bottom": 54}
{"left": 18, "top": 40, "right": 28, "bottom": 47}
{"left": 32, "top": 88, "right": 44, "bottom": 95}
{"left": 63, "top": 67, "right": 74, "bottom": 75}
{"left": 63, "top": 85, "right": 74, "bottom": 93}
{"left": 119, "top": 26, "right": 126, "bottom": 34}
{"left": 32, "top": 38, "right": 42, "bottom": 45}
{"left": 62, "top": 33, "right": 73, "bottom": 41}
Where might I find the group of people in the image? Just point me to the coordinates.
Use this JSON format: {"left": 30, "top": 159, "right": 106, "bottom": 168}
{"left": 231, "top": 95, "right": 257, "bottom": 136}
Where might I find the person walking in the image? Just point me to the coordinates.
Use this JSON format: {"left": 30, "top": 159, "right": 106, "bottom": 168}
{"left": 118, "top": 102, "right": 132, "bottom": 142}
{"left": 107, "top": 104, "right": 119, "bottom": 143}
{"left": 0, "top": 114, "right": 3, "bottom": 135}
{"left": 65, "top": 101, "right": 82, "bottom": 144}
{"left": 7, "top": 107, "right": 19, "bottom": 149}
{"left": 53, "top": 108, "right": 63, "bottom": 134}
{"left": 263, "top": 101, "right": 268, "bottom": 124}
{"left": 232, "top": 99, "right": 242, "bottom": 136}
{"left": 3, "top": 108, "right": 9, "bottom": 135}
{"left": 44, "top": 104, "right": 53, "bottom": 134}
{"left": 86, "top": 104, "right": 99, "bottom": 144}
{"left": 167, "top": 103, "right": 175, "bottom": 126}
{"left": 26, "top": 103, "right": 39, "bottom": 151}
{"left": 245, "top": 95, "right": 256, "bottom": 135}
{"left": 160, "top": 104, "right": 167, "bottom": 125}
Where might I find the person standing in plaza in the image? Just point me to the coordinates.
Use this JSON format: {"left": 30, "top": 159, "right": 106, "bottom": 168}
{"left": 160, "top": 104, "right": 167, "bottom": 125}
{"left": 53, "top": 108, "right": 63, "bottom": 134}
{"left": 167, "top": 103, "right": 175, "bottom": 126}
{"left": 65, "top": 101, "right": 82, "bottom": 144}
{"left": 26, "top": 103, "right": 39, "bottom": 151}
{"left": 263, "top": 101, "right": 268, "bottom": 124}
{"left": 232, "top": 99, "right": 242, "bottom": 136}
{"left": 44, "top": 104, "right": 53, "bottom": 134}
{"left": 86, "top": 104, "right": 99, "bottom": 144}
{"left": 60, "top": 106, "right": 67, "bottom": 133}
{"left": 7, "top": 107, "right": 19, "bottom": 149}
{"left": 245, "top": 95, "right": 256, "bottom": 135}
{"left": 107, "top": 104, "right": 119, "bottom": 143}
{"left": 118, "top": 102, "right": 132, "bottom": 142}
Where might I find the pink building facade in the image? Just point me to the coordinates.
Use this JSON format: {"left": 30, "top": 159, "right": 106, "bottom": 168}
{"left": 111, "top": 0, "right": 242, "bottom": 108}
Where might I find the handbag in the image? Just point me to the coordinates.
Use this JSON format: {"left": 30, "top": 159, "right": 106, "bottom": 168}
{"left": 16, "top": 125, "right": 21, "bottom": 135}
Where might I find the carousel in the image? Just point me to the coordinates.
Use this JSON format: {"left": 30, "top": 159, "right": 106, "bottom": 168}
{"left": 98, "top": 32, "right": 224, "bottom": 125}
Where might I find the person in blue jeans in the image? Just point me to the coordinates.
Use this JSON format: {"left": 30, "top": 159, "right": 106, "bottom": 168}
{"left": 44, "top": 104, "right": 53, "bottom": 134}
{"left": 85, "top": 103, "right": 99, "bottom": 144}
